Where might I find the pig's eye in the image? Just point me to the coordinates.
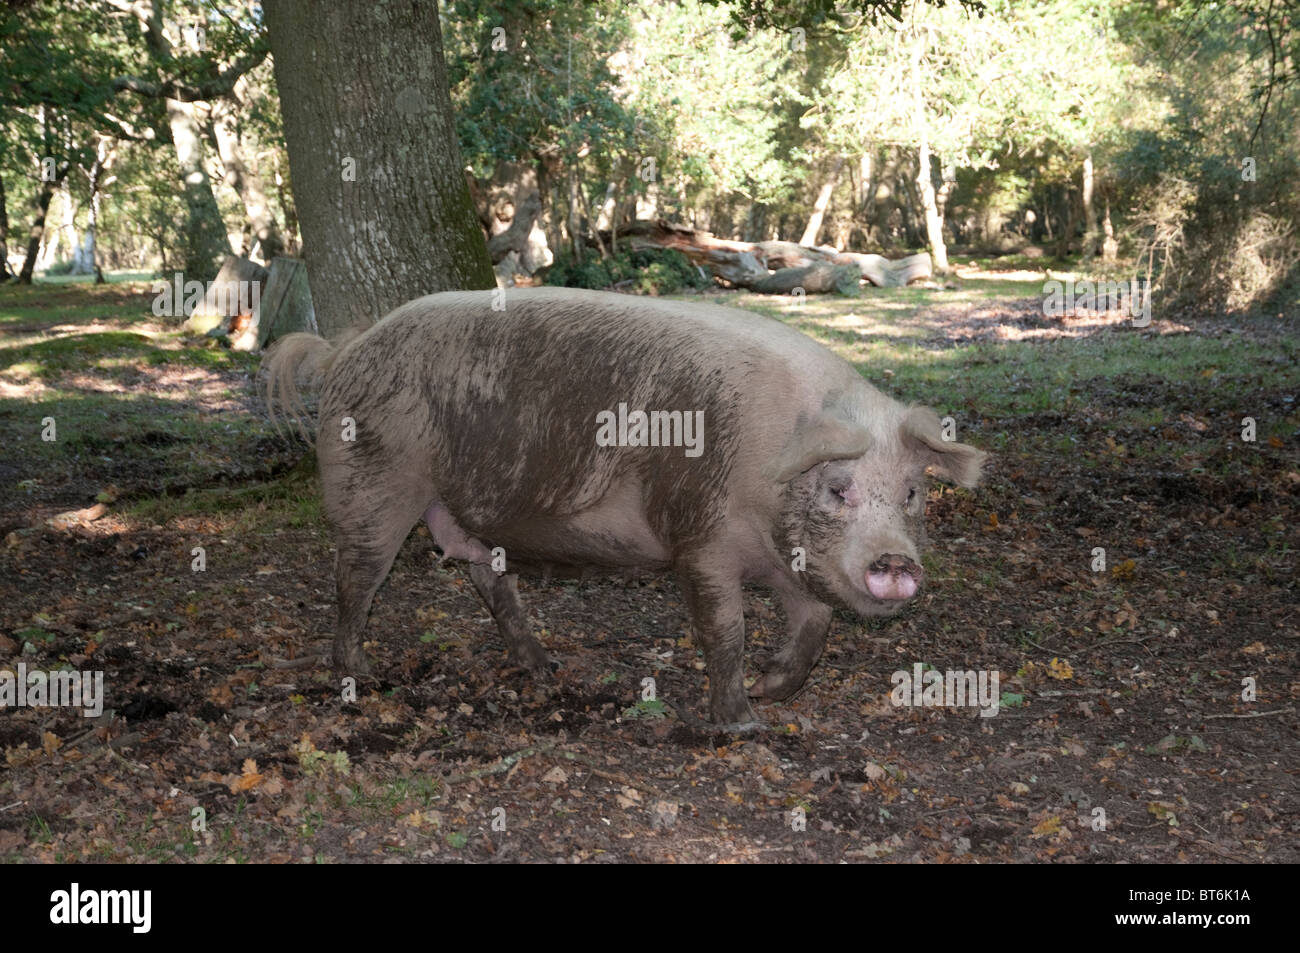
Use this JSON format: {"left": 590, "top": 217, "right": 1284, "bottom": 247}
{"left": 905, "top": 487, "right": 920, "bottom": 509}
{"left": 827, "top": 477, "right": 860, "bottom": 506}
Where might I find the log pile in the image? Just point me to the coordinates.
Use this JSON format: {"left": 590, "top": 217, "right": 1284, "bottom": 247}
{"left": 606, "top": 221, "right": 932, "bottom": 295}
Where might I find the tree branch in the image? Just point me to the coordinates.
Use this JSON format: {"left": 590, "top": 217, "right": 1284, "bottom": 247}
{"left": 111, "top": 45, "right": 270, "bottom": 103}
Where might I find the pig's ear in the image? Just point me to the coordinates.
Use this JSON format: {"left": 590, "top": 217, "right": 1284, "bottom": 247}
{"left": 770, "top": 414, "right": 872, "bottom": 483}
{"left": 902, "top": 406, "right": 988, "bottom": 488}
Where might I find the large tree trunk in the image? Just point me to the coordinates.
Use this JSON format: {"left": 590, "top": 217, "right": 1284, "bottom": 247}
{"left": 208, "top": 92, "right": 284, "bottom": 263}
{"left": 800, "top": 156, "right": 845, "bottom": 247}
{"left": 264, "top": 0, "right": 494, "bottom": 337}
{"left": 17, "top": 163, "right": 69, "bottom": 284}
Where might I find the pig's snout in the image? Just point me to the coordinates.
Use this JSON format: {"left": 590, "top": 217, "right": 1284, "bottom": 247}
{"left": 865, "top": 554, "right": 923, "bottom": 602}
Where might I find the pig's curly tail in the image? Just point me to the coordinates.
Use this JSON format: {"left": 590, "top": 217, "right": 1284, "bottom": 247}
{"left": 260, "top": 330, "right": 354, "bottom": 444}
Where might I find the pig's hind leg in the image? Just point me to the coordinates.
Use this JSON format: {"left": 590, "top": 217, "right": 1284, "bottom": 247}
{"left": 329, "top": 478, "right": 436, "bottom": 677}
{"left": 467, "top": 564, "right": 555, "bottom": 673}
{"left": 423, "top": 503, "right": 553, "bottom": 673}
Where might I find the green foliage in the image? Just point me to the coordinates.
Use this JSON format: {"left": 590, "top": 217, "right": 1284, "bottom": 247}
{"left": 444, "top": 0, "right": 646, "bottom": 180}
{"left": 544, "top": 247, "right": 709, "bottom": 295}
{"left": 1107, "top": 0, "right": 1300, "bottom": 312}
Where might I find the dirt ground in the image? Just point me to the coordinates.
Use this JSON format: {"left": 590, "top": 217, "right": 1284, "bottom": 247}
{"left": 1, "top": 284, "right": 1296, "bottom": 863}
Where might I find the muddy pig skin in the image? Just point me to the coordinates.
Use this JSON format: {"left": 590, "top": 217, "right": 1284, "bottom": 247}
{"left": 263, "top": 287, "right": 986, "bottom": 726}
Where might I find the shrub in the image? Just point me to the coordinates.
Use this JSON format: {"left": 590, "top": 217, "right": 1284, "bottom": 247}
{"left": 544, "top": 247, "right": 709, "bottom": 295}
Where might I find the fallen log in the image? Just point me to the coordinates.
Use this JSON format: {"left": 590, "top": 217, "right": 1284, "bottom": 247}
{"left": 751, "top": 261, "right": 861, "bottom": 296}
{"left": 590, "top": 220, "right": 931, "bottom": 295}
{"left": 831, "top": 251, "right": 932, "bottom": 287}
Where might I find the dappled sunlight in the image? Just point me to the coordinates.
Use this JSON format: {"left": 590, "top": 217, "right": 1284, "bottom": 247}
{"left": 0, "top": 377, "right": 48, "bottom": 399}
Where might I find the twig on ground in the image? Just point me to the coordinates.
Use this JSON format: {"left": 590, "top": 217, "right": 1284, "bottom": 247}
{"left": 1202, "top": 707, "right": 1294, "bottom": 720}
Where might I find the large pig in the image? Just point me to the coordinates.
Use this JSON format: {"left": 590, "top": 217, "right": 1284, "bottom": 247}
{"left": 264, "top": 287, "right": 986, "bottom": 727}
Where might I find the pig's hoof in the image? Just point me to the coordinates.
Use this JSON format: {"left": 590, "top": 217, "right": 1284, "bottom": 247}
{"left": 509, "top": 643, "right": 557, "bottom": 675}
{"left": 714, "top": 719, "right": 768, "bottom": 735}
{"left": 332, "top": 646, "right": 374, "bottom": 679}
{"left": 666, "top": 702, "right": 767, "bottom": 735}
{"left": 709, "top": 700, "right": 763, "bottom": 730}
{"left": 748, "top": 670, "right": 805, "bottom": 702}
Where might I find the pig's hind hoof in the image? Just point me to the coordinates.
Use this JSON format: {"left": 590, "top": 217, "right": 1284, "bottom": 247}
{"left": 714, "top": 719, "right": 768, "bottom": 735}
{"left": 668, "top": 702, "right": 768, "bottom": 736}
{"left": 332, "top": 646, "right": 376, "bottom": 681}
{"left": 747, "top": 670, "right": 808, "bottom": 703}
{"left": 506, "top": 652, "right": 559, "bottom": 677}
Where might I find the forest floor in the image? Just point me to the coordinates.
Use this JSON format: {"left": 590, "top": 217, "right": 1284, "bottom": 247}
{"left": 0, "top": 266, "right": 1296, "bottom": 863}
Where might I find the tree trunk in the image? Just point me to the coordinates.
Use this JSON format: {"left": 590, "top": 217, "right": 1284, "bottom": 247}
{"left": 17, "top": 164, "right": 69, "bottom": 283}
{"left": 753, "top": 261, "right": 860, "bottom": 296}
{"left": 43, "top": 181, "right": 77, "bottom": 272}
{"left": 1081, "top": 152, "right": 1097, "bottom": 261}
{"left": 566, "top": 167, "right": 584, "bottom": 263}
{"left": 914, "top": 140, "right": 948, "bottom": 272}
{"left": 208, "top": 94, "right": 285, "bottom": 263}
{"left": 81, "top": 137, "right": 115, "bottom": 283}
{"left": 271, "top": 150, "right": 300, "bottom": 254}
{"left": 800, "top": 156, "right": 844, "bottom": 247}
{"left": 858, "top": 152, "right": 873, "bottom": 217}
{"left": 264, "top": 0, "right": 494, "bottom": 337}
{"left": 909, "top": 29, "right": 948, "bottom": 272}
{"left": 0, "top": 174, "right": 9, "bottom": 279}
{"left": 595, "top": 181, "right": 618, "bottom": 233}
{"left": 167, "top": 98, "right": 232, "bottom": 282}
{"left": 1101, "top": 195, "right": 1118, "bottom": 262}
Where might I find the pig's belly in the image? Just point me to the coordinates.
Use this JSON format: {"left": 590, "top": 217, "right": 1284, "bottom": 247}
{"left": 474, "top": 510, "right": 673, "bottom": 571}
{"left": 453, "top": 475, "right": 672, "bottom": 571}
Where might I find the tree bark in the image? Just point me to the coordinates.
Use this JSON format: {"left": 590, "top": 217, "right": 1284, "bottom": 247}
{"left": 910, "top": 29, "right": 948, "bottom": 273}
{"left": 1081, "top": 152, "right": 1097, "bottom": 261}
{"left": 83, "top": 137, "right": 115, "bottom": 283}
{"left": 208, "top": 92, "right": 285, "bottom": 262}
{"left": 110, "top": 0, "right": 237, "bottom": 282}
{"left": 800, "top": 156, "right": 844, "bottom": 248}
{"left": 17, "top": 163, "right": 69, "bottom": 284}
{"left": 0, "top": 174, "right": 9, "bottom": 279}
{"left": 914, "top": 140, "right": 948, "bottom": 272}
{"left": 753, "top": 261, "right": 860, "bottom": 296}
{"left": 166, "top": 98, "right": 233, "bottom": 281}
{"left": 264, "top": 0, "right": 494, "bottom": 337}
{"left": 1101, "top": 195, "right": 1118, "bottom": 262}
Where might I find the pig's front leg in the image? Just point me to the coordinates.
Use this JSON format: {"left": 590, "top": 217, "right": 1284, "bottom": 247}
{"left": 676, "top": 560, "right": 760, "bottom": 727}
{"left": 749, "top": 585, "right": 832, "bottom": 702}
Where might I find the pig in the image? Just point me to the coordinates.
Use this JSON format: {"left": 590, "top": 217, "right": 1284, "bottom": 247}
{"left": 263, "top": 287, "right": 986, "bottom": 728}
